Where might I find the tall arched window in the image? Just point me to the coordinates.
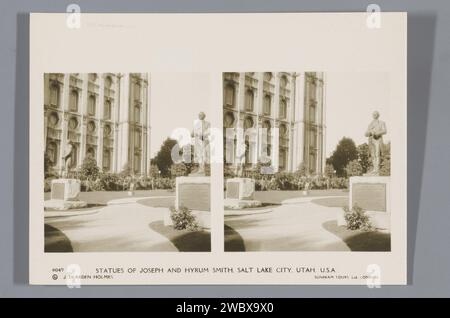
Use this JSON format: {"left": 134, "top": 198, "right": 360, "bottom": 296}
{"left": 264, "top": 72, "right": 273, "bottom": 82}
{"left": 88, "top": 95, "right": 96, "bottom": 116}
{"left": 280, "top": 75, "right": 288, "bottom": 88}
{"left": 69, "top": 90, "right": 79, "bottom": 112}
{"left": 104, "top": 76, "right": 112, "bottom": 89}
{"left": 245, "top": 89, "right": 254, "bottom": 111}
{"left": 49, "top": 83, "right": 60, "bottom": 107}
{"left": 263, "top": 95, "right": 271, "bottom": 115}
{"left": 70, "top": 145, "right": 78, "bottom": 168}
{"left": 46, "top": 142, "right": 58, "bottom": 166}
{"left": 244, "top": 116, "right": 254, "bottom": 130}
{"left": 224, "top": 84, "right": 235, "bottom": 107}
{"left": 86, "top": 147, "right": 95, "bottom": 159}
{"left": 134, "top": 153, "right": 141, "bottom": 174}
{"left": 104, "top": 100, "right": 112, "bottom": 120}
{"left": 103, "top": 149, "right": 111, "bottom": 171}
{"left": 279, "top": 99, "right": 287, "bottom": 119}
{"left": 279, "top": 149, "right": 287, "bottom": 170}
{"left": 134, "top": 82, "right": 141, "bottom": 102}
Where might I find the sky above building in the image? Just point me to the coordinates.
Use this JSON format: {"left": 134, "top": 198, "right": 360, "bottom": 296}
{"left": 150, "top": 72, "right": 391, "bottom": 159}
{"left": 150, "top": 73, "right": 212, "bottom": 157}
{"left": 325, "top": 71, "right": 391, "bottom": 157}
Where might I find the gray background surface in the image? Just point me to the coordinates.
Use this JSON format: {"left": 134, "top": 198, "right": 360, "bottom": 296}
{"left": 1, "top": 0, "right": 449, "bottom": 297}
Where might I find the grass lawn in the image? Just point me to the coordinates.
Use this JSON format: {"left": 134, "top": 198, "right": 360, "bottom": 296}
{"left": 138, "top": 197, "right": 174, "bottom": 208}
{"left": 224, "top": 225, "right": 245, "bottom": 251}
{"left": 311, "top": 196, "right": 348, "bottom": 208}
{"left": 322, "top": 220, "right": 391, "bottom": 251}
{"left": 149, "top": 221, "right": 210, "bottom": 252}
{"left": 253, "top": 189, "right": 348, "bottom": 204}
{"left": 44, "top": 189, "right": 174, "bottom": 205}
{"left": 45, "top": 224, "right": 73, "bottom": 252}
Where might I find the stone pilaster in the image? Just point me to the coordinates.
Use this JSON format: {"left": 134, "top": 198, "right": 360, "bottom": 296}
{"left": 292, "top": 73, "right": 305, "bottom": 171}
{"left": 78, "top": 74, "right": 89, "bottom": 167}
{"left": 97, "top": 74, "right": 105, "bottom": 169}
{"left": 58, "top": 74, "right": 71, "bottom": 174}
{"left": 118, "top": 73, "right": 130, "bottom": 172}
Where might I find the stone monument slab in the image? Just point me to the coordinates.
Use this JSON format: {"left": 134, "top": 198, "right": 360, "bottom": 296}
{"left": 224, "top": 178, "right": 261, "bottom": 209}
{"left": 45, "top": 179, "right": 87, "bottom": 211}
{"left": 349, "top": 176, "right": 391, "bottom": 229}
{"left": 173, "top": 176, "right": 211, "bottom": 229}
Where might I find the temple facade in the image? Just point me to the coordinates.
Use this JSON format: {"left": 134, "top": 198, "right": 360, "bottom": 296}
{"left": 44, "top": 73, "right": 151, "bottom": 176}
{"left": 223, "top": 72, "right": 326, "bottom": 174}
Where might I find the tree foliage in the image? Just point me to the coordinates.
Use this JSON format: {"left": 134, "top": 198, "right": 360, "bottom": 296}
{"left": 151, "top": 138, "right": 178, "bottom": 177}
{"left": 329, "top": 137, "right": 358, "bottom": 177}
{"left": 170, "top": 162, "right": 189, "bottom": 177}
{"left": 324, "top": 163, "right": 335, "bottom": 178}
{"left": 345, "top": 159, "right": 363, "bottom": 177}
{"left": 357, "top": 143, "right": 370, "bottom": 174}
{"left": 79, "top": 157, "right": 100, "bottom": 181}
{"left": 380, "top": 142, "right": 391, "bottom": 176}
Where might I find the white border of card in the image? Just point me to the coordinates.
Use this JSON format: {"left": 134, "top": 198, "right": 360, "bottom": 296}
{"left": 30, "top": 13, "right": 407, "bottom": 285}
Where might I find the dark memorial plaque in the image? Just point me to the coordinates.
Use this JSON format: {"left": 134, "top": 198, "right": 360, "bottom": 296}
{"left": 51, "top": 183, "right": 65, "bottom": 200}
{"left": 352, "top": 183, "right": 386, "bottom": 212}
{"left": 226, "top": 182, "right": 240, "bottom": 199}
{"left": 178, "top": 183, "right": 210, "bottom": 211}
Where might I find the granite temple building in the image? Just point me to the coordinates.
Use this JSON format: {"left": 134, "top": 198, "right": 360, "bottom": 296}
{"left": 44, "top": 73, "right": 151, "bottom": 176}
{"left": 223, "top": 72, "right": 326, "bottom": 174}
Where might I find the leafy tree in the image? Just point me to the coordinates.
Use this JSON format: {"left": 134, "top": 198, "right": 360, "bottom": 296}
{"left": 345, "top": 159, "right": 363, "bottom": 177}
{"left": 324, "top": 163, "right": 335, "bottom": 178}
{"left": 79, "top": 157, "right": 100, "bottom": 181}
{"left": 329, "top": 137, "right": 358, "bottom": 177}
{"left": 148, "top": 164, "right": 160, "bottom": 178}
{"left": 151, "top": 138, "right": 178, "bottom": 177}
{"left": 357, "top": 143, "right": 370, "bottom": 174}
{"left": 379, "top": 142, "right": 391, "bottom": 176}
{"left": 170, "top": 162, "right": 189, "bottom": 177}
{"left": 296, "top": 162, "right": 309, "bottom": 177}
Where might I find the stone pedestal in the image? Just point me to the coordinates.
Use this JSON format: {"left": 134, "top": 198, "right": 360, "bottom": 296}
{"left": 166, "top": 176, "right": 211, "bottom": 229}
{"left": 224, "top": 178, "right": 261, "bottom": 210}
{"left": 44, "top": 179, "right": 87, "bottom": 211}
{"left": 348, "top": 176, "right": 391, "bottom": 230}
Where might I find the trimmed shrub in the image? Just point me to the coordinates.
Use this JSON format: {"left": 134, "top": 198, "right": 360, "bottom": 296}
{"left": 170, "top": 206, "right": 199, "bottom": 231}
{"left": 343, "top": 204, "right": 373, "bottom": 231}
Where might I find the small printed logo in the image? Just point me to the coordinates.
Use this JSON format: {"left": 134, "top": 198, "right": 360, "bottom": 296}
{"left": 66, "top": 4, "right": 81, "bottom": 29}
{"left": 52, "top": 274, "right": 58, "bottom": 280}
{"left": 65, "top": 264, "right": 82, "bottom": 288}
{"left": 366, "top": 4, "right": 381, "bottom": 29}
{"left": 366, "top": 264, "right": 382, "bottom": 288}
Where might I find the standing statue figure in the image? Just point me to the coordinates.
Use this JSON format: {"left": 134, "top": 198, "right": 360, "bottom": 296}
{"left": 192, "top": 112, "right": 211, "bottom": 175}
{"left": 365, "top": 111, "right": 387, "bottom": 176}
{"left": 235, "top": 138, "right": 247, "bottom": 177}
{"left": 61, "top": 140, "right": 74, "bottom": 178}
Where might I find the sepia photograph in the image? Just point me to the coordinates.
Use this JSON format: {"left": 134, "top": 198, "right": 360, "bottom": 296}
{"left": 29, "top": 13, "right": 406, "bottom": 285}
{"left": 43, "top": 72, "right": 212, "bottom": 252}
{"left": 223, "top": 72, "right": 391, "bottom": 252}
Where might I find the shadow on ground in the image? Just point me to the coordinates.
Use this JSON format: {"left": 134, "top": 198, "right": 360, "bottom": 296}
{"left": 224, "top": 225, "right": 245, "bottom": 251}
{"left": 311, "top": 197, "right": 348, "bottom": 208}
{"left": 322, "top": 220, "right": 391, "bottom": 252}
{"left": 149, "top": 221, "right": 210, "bottom": 252}
{"left": 44, "top": 224, "right": 73, "bottom": 252}
{"left": 138, "top": 197, "right": 175, "bottom": 208}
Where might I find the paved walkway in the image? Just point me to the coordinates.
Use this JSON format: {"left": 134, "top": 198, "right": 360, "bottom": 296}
{"left": 225, "top": 196, "right": 350, "bottom": 251}
{"left": 45, "top": 196, "right": 178, "bottom": 252}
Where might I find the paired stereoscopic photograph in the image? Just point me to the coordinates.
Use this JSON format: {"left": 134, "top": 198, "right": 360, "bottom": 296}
{"left": 43, "top": 72, "right": 212, "bottom": 253}
{"left": 222, "top": 72, "right": 391, "bottom": 252}
{"left": 42, "top": 71, "right": 391, "bottom": 254}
